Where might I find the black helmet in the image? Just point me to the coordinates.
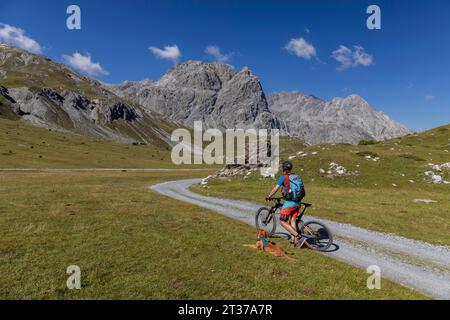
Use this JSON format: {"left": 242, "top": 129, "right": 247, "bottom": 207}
{"left": 282, "top": 161, "right": 293, "bottom": 171}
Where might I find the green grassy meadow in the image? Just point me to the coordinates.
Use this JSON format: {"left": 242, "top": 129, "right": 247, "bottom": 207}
{"left": 1, "top": 117, "right": 444, "bottom": 299}
{"left": 0, "top": 171, "right": 425, "bottom": 299}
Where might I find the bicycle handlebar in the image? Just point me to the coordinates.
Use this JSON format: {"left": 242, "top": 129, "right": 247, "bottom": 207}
{"left": 265, "top": 197, "right": 284, "bottom": 202}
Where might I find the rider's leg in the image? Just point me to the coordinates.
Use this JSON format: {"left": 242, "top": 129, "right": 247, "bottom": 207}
{"left": 280, "top": 219, "right": 298, "bottom": 237}
{"left": 281, "top": 207, "right": 305, "bottom": 248}
{"left": 279, "top": 208, "right": 299, "bottom": 237}
{"left": 290, "top": 208, "right": 300, "bottom": 233}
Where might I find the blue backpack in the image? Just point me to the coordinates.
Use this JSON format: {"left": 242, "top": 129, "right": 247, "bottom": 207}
{"left": 283, "top": 173, "right": 305, "bottom": 202}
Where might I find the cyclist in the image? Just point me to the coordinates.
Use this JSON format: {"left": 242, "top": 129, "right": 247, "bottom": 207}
{"left": 266, "top": 161, "right": 306, "bottom": 248}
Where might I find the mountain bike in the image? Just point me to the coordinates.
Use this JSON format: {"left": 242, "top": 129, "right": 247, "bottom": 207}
{"left": 255, "top": 197, "right": 333, "bottom": 251}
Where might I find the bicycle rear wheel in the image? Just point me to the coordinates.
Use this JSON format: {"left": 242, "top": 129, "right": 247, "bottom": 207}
{"left": 255, "top": 207, "right": 277, "bottom": 237}
{"left": 300, "top": 220, "right": 333, "bottom": 251}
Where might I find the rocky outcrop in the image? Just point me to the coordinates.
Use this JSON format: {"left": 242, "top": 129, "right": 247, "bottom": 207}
{"left": 268, "top": 92, "right": 412, "bottom": 144}
{"left": 2, "top": 86, "right": 176, "bottom": 144}
{"left": 108, "top": 102, "right": 141, "bottom": 122}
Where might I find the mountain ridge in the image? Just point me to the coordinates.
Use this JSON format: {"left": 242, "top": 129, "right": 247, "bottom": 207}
{"left": 267, "top": 91, "right": 412, "bottom": 144}
{"left": 1, "top": 42, "right": 412, "bottom": 146}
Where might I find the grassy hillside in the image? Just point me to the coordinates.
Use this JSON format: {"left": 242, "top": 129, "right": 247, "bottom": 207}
{"left": 1, "top": 44, "right": 106, "bottom": 101}
{"left": 0, "top": 117, "right": 182, "bottom": 168}
{"left": 0, "top": 44, "right": 184, "bottom": 147}
{"left": 0, "top": 117, "right": 304, "bottom": 169}
{"left": 0, "top": 95, "right": 18, "bottom": 120}
{"left": 193, "top": 124, "right": 450, "bottom": 246}
{"left": 0, "top": 171, "right": 425, "bottom": 299}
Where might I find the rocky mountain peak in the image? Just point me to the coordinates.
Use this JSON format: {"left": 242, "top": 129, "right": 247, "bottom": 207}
{"left": 267, "top": 91, "right": 323, "bottom": 112}
{"left": 158, "top": 60, "right": 236, "bottom": 91}
{"left": 331, "top": 94, "right": 370, "bottom": 108}
{"left": 269, "top": 91, "right": 411, "bottom": 144}
{"left": 106, "top": 60, "right": 277, "bottom": 131}
{"left": 234, "top": 66, "right": 260, "bottom": 82}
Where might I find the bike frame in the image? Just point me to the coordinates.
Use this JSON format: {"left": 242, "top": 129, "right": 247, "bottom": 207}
{"left": 268, "top": 199, "right": 309, "bottom": 225}
{"left": 260, "top": 198, "right": 332, "bottom": 250}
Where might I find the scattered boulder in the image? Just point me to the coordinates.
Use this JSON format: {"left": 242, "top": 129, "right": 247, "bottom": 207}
{"left": 413, "top": 199, "right": 437, "bottom": 204}
{"left": 427, "top": 162, "right": 450, "bottom": 172}
{"left": 201, "top": 175, "right": 213, "bottom": 185}
{"left": 423, "top": 162, "right": 450, "bottom": 184}
{"left": 424, "top": 171, "right": 443, "bottom": 184}
{"left": 213, "top": 164, "right": 263, "bottom": 178}
{"left": 364, "top": 155, "right": 380, "bottom": 162}
{"left": 321, "top": 162, "right": 357, "bottom": 178}
{"left": 297, "top": 151, "right": 309, "bottom": 157}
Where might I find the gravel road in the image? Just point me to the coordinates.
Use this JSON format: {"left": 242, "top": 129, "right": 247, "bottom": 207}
{"left": 151, "top": 178, "right": 450, "bottom": 299}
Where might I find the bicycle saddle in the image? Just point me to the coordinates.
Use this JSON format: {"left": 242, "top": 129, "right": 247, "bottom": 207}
{"left": 300, "top": 202, "right": 312, "bottom": 208}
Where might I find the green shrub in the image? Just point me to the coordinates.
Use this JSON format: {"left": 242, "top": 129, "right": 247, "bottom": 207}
{"left": 358, "top": 139, "right": 377, "bottom": 145}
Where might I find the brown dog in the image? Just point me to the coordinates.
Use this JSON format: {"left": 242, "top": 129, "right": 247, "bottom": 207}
{"left": 245, "top": 230, "right": 294, "bottom": 259}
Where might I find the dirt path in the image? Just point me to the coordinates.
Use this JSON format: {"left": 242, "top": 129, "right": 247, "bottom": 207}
{"left": 151, "top": 178, "right": 450, "bottom": 299}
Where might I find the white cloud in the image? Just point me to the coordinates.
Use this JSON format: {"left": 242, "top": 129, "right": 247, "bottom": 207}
{"left": 332, "top": 46, "right": 353, "bottom": 69}
{"left": 0, "top": 23, "right": 42, "bottom": 53}
{"left": 331, "top": 45, "right": 374, "bottom": 70}
{"left": 62, "top": 52, "right": 109, "bottom": 77}
{"left": 425, "top": 95, "right": 435, "bottom": 101}
{"left": 284, "top": 37, "right": 316, "bottom": 60}
{"left": 353, "top": 46, "right": 373, "bottom": 66}
{"left": 149, "top": 44, "right": 181, "bottom": 62}
{"left": 205, "top": 45, "right": 233, "bottom": 63}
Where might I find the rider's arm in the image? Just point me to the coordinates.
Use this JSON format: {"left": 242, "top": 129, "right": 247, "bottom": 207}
{"left": 267, "top": 185, "right": 281, "bottom": 199}
{"left": 267, "top": 176, "right": 285, "bottom": 199}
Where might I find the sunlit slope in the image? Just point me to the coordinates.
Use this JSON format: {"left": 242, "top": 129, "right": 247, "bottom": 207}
{"left": 0, "top": 117, "right": 178, "bottom": 168}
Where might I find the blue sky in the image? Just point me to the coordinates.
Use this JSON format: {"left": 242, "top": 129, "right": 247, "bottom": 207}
{"left": 1, "top": 0, "right": 449, "bottom": 131}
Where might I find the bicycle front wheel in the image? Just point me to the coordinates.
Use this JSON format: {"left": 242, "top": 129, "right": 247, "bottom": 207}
{"left": 300, "top": 220, "right": 333, "bottom": 252}
{"left": 255, "top": 207, "right": 277, "bottom": 237}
